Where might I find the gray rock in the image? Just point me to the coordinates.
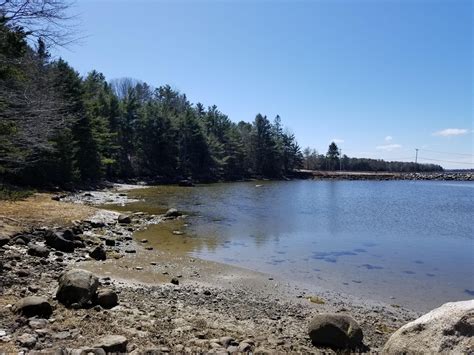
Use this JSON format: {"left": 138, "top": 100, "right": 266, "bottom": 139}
{"left": 70, "top": 348, "right": 106, "bottom": 355}
{"left": 164, "top": 208, "right": 182, "bottom": 218}
{"left": 89, "top": 245, "right": 107, "bottom": 261}
{"left": 104, "top": 239, "right": 116, "bottom": 246}
{"left": 171, "top": 277, "right": 179, "bottom": 285}
{"left": 0, "top": 234, "right": 11, "bottom": 247}
{"left": 118, "top": 214, "right": 132, "bottom": 224}
{"left": 56, "top": 269, "right": 99, "bottom": 307}
{"left": 45, "top": 231, "right": 75, "bottom": 253}
{"left": 227, "top": 345, "right": 239, "bottom": 353}
{"left": 17, "top": 333, "right": 37, "bottom": 348}
{"left": 238, "top": 343, "right": 252, "bottom": 352}
{"left": 94, "top": 335, "right": 128, "bottom": 353}
{"left": 13, "top": 296, "right": 53, "bottom": 318}
{"left": 96, "top": 289, "right": 119, "bottom": 309}
{"left": 29, "top": 318, "right": 48, "bottom": 329}
{"left": 383, "top": 300, "right": 474, "bottom": 353}
{"left": 308, "top": 313, "right": 363, "bottom": 348}
{"left": 28, "top": 244, "right": 50, "bottom": 258}
{"left": 219, "top": 336, "right": 235, "bottom": 348}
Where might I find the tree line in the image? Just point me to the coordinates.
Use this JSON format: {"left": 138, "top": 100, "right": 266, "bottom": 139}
{"left": 302, "top": 143, "right": 443, "bottom": 172}
{"left": 1, "top": 22, "right": 304, "bottom": 187}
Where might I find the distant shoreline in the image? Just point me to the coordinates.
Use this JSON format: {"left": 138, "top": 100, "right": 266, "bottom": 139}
{"left": 293, "top": 170, "right": 473, "bottom": 181}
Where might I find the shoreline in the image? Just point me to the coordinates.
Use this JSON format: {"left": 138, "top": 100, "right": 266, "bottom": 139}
{"left": 0, "top": 185, "right": 425, "bottom": 352}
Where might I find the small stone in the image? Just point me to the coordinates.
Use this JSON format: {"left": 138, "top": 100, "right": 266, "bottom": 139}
{"left": 96, "top": 289, "right": 119, "bottom": 309}
{"left": 94, "top": 335, "right": 128, "bottom": 353}
{"left": 89, "top": 245, "right": 106, "bottom": 261}
{"left": 27, "top": 244, "right": 50, "bottom": 258}
{"left": 104, "top": 239, "right": 116, "bottom": 246}
{"left": 125, "top": 249, "right": 136, "bottom": 253}
{"left": 145, "top": 246, "right": 154, "bottom": 250}
{"left": 219, "top": 336, "right": 235, "bottom": 348}
{"left": 17, "top": 333, "right": 37, "bottom": 348}
{"left": 13, "top": 296, "right": 53, "bottom": 318}
{"left": 308, "top": 313, "right": 363, "bottom": 348}
{"left": 29, "top": 318, "right": 49, "bottom": 329}
{"left": 141, "top": 239, "right": 148, "bottom": 243}
{"left": 170, "top": 278, "right": 179, "bottom": 285}
{"left": 227, "top": 345, "right": 239, "bottom": 353}
{"left": 135, "top": 266, "right": 143, "bottom": 270}
{"left": 164, "top": 208, "right": 182, "bottom": 218}
{"left": 172, "top": 230, "right": 184, "bottom": 235}
{"left": 238, "top": 343, "right": 252, "bottom": 352}
{"left": 118, "top": 214, "right": 132, "bottom": 224}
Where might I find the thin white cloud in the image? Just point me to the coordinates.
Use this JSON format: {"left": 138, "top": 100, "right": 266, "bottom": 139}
{"left": 376, "top": 144, "right": 402, "bottom": 151}
{"left": 433, "top": 128, "right": 469, "bottom": 137}
{"left": 330, "top": 138, "right": 344, "bottom": 144}
{"left": 384, "top": 135, "right": 393, "bottom": 142}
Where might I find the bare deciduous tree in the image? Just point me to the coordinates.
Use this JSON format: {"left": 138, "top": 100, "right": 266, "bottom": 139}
{"left": 0, "top": 0, "right": 76, "bottom": 46}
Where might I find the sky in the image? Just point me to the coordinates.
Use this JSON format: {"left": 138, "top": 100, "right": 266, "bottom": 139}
{"left": 55, "top": 0, "right": 473, "bottom": 169}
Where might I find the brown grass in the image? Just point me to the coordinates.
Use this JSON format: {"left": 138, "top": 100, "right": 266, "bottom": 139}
{"left": 0, "top": 193, "right": 96, "bottom": 235}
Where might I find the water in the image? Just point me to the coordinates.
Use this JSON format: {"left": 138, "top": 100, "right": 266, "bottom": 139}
{"left": 123, "top": 180, "right": 474, "bottom": 311}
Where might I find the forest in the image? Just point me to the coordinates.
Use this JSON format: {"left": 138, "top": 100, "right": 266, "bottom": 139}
{"left": 0, "top": 4, "right": 442, "bottom": 189}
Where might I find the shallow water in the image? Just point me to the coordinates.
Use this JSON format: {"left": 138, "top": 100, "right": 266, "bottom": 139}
{"left": 121, "top": 180, "right": 474, "bottom": 311}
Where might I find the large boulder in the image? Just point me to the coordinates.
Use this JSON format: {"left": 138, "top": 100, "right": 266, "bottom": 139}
{"left": 13, "top": 296, "right": 53, "bottom": 318}
{"left": 93, "top": 335, "right": 128, "bottom": 353}
{"left": 308, "top": 313, "right": 363, "bottom": 349}
{"left": 45, "top": 231, "right": 75, "bottom": 253}
{"left": 56, "top": 269, "right": 99, "bottom": 307}
{"left": 383, "top": 300, "right": 474, "bottom": 353}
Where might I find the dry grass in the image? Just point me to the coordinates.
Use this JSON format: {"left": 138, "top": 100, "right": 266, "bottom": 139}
{"left": 0, "top": 193, "right": 97, "bottom": 235}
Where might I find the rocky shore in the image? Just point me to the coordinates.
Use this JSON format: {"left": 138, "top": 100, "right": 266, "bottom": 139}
{"left": 1, "top": 186, "right": 472, "bottom": 353}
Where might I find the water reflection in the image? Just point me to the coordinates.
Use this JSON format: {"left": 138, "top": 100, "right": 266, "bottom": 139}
{"left": 119, "top": 180, "right": 473, "bottom": 311}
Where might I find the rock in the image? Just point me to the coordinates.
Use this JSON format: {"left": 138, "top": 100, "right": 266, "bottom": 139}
{"left": 96, "top": 289, "right": 119, "bottom": 309}
{"left": 94, "top": 335, "right": 128, "bottom": 353}
{"left": 17, "top": 269, "right": 30, "bottom": 277}
{"left": 104, "top": 239, "right": 116, "bottom": 246}
{"left": 27, "top": 244, "right": 50, "bottom": 258}
{"left": 29, "top": 318, "right": 48, "bottom": 329}
{"left": 0, "top": 235, "right": 10, "bottom": 247}
{"left": 227, "top": 345, "right": 239, "bottom": 353}
{"left": 172, "top": 230, "right": 184, "bottom": 235}
{"left": 17, "top": 333, "right": 37, "bottom": 348}
{"left": 140, "top": 239, "right": 148, "bottom": 243}
{"left": 171, "top": 277, "right": 179, "bottom": 285}
{"left": 56, "top": 269, "right": 99, "bottom": 307}
{"left": 238, "top": 343, "right": 252, "bottom": 352}
{"left": 125, "top": 249, "right": 136, "bottom": 253}
{"left": 13, "top": 296, "right": 53, "bottom": 318}
{"left": 45, "top": 231, "right": 75, "bottom": 253}
{"left": 383, "top": 300, "right": 474, "bottom": 353}
{"left": 89, "top": 245, "right": 107, "bottom": 261}
{"left": 219, "top": 336, "right": 235, "bottom": 348}
{"left": 308, "top": 313, "right": 363, "bottom": 348}
{"left": 179, "top": 179, "right": 195, "bottom": 187}
{"left": 118, "top": 214, "right": 132, "bottom": 224}
{"left": 70, "top": 348, "right": 106, "bottom": 355}
{"left": 164, "top": 208, "right": 182, "bottom": 218}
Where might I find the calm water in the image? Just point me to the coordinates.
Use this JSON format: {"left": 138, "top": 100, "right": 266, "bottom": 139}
{"left": 125, "top": 180, "right": 474, "bottom": 311}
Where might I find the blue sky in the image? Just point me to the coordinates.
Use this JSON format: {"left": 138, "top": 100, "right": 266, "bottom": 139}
{"left": 55, "top": 0, "right": 473, "bottom": 168}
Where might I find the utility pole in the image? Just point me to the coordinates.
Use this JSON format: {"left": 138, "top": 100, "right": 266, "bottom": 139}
{"left": 415, "top": 148, "right": 419, "bottom": 164}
